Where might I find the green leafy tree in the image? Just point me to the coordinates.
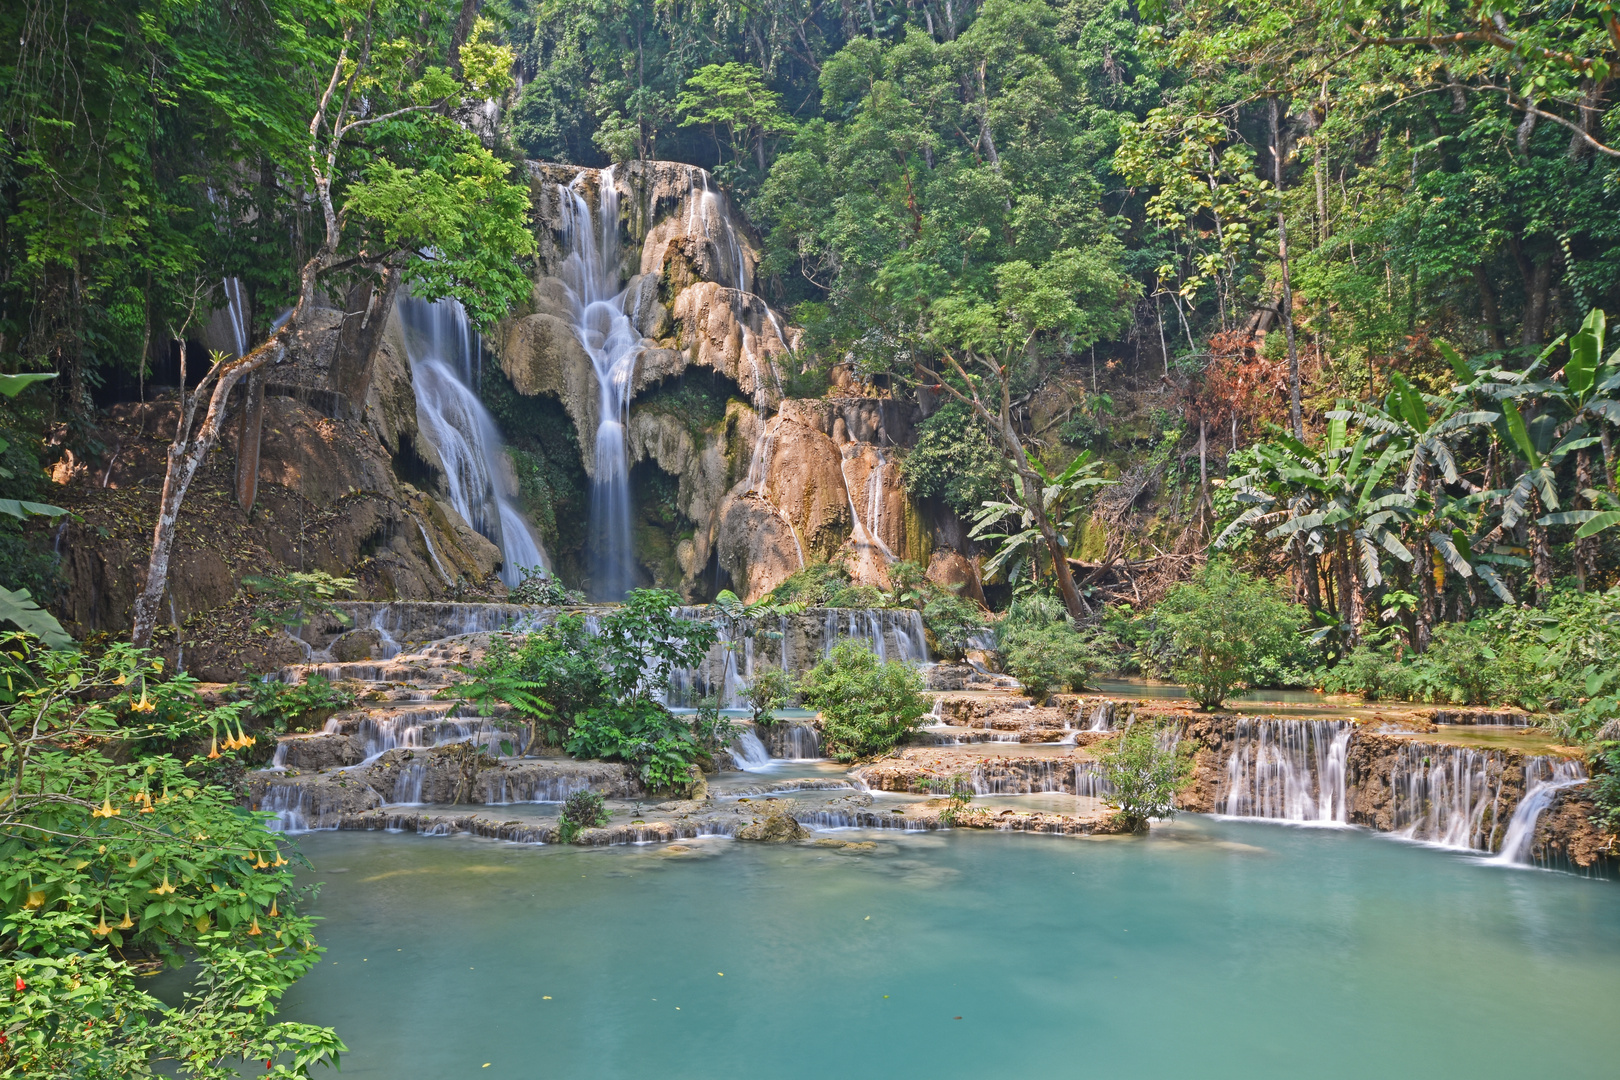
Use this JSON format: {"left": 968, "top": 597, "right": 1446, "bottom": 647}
{"left": 677, "top": 62, "right": 794, "bottom": 180}
{"left": 1152, "top": 561, "right": 1307, "bottom": 708}
{"left": 1099, "top": 721, "right": 1193, "bottom": 831}
{"left": 797, "top": 640, "right": 931, "bottom": 761}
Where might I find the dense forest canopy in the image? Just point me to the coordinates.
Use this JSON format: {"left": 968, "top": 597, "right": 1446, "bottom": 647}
{"left": 1, "top": 0, "right": 1618, "bottom": 626}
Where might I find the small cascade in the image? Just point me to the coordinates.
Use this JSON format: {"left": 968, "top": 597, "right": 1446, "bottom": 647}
{"left": 1217, "top": 719, "right": 1352, "bottom": 824}
{"left": 839, "top": 448, "right": 896, "bottom": 583}
{"left": 820, "top": 608, "right": 929, "bottom": 663}
{"left": 763, "top": 722, "right": 823, "bottom": 761}
{"left": 728, "top": 728, "right": 773, "bottom": 771}
{"left": 345, "top": 708, "right": 514, "bottom": 763}
{"left": 1388, "top": 744, "right": 1506, "bottom": 850}
{"left": 221, "top": 277, "right": 250, "bottom": 357}
{"left": 1491, "top": 757, "right": 1588, "bottom": 866}
{"left": 401, "top": 296, "right": 547, "bottom": 585}
{"left": 1086, "top": 700, "right": 1117, "bottom": 732}
{"left": 1073, "top": 762, "right": 1114, "bottom": 798}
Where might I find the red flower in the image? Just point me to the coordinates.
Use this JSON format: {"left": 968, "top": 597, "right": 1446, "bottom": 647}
{"left": 13, "top": 976, "right": 23, "bottom": 991}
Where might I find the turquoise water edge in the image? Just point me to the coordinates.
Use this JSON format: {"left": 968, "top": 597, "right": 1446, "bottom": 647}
{"left": 275, "top": 820, "right": 1620, "bottom": 1079}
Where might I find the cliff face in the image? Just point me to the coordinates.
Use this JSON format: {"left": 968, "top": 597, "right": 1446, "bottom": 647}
{"left": 491, "top": 159, "right": 955, "bottom": 601}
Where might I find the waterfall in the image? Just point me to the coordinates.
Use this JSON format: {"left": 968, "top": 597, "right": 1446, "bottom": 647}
{"left": 556, "top": 167, "right": 642, "bottom": 599}
{"left": 1086, "top": 700, "right": 1117, "bottom": 732}
{"left": 221, "top": 277, "right": 250, "bottom": 356}
{"left": 729, "top": 727, "right": 773, "bottom": 771}
{"left": 1490, "top": 757, "right": 1588, "bottom": 866}
{"left": 1216, "top": 719, "right": 1352, "bottom": 824}
{"left": 1388, "top": 744, "right": 1505, "bottom": 850}
{"left": 401, "top": 296, "right": 548, "bottom": 586}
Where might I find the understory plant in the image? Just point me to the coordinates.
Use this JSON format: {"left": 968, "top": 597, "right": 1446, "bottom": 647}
{"left": 1148, "top": 562, "right": 1307, "bottom": 708}
{"left": 996, "top": 594, "right": 1115, "bottom": 700}
{"left": 447, "top": 614, "right": 607, "bottom": 752}
{"left": 566, "top": 698, "right": 700, "bottom": 792}
{"left": 1100, "top": 722, "right": 1193, "bottom": 832}
{"left": 556, "top": 790, "right": 611, "bottom": 843}
{"left": 0, "top": 635, "right": 343, "bottom": 1077}
{"left": 507, "top": 565, "right": 584, "bottom": 606}
{"left": 241, "top": 673, "right": 356, "bottom": 734}
{"left": 797, "top": 640, "right": 931, "bottom": 762}
{"left": 243, "top": 572, "right": 356, "bottom": 634}
{"left": 741, "top": 667, "right": 795, "bottom": 726}
{"left": 927, "top": 772, "right": 975, "bottom": 825}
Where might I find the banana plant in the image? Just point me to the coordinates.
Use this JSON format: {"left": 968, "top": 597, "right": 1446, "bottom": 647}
{"left": 0, "top": 371, "right": 71, "bottom": 647}
{"left": 970, "top": 449, "right": 1113, "bottom": 582}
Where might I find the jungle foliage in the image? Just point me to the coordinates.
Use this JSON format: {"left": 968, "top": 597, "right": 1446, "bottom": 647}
{"left": 0, "top": 637, "right": 342, "bottom": 1078}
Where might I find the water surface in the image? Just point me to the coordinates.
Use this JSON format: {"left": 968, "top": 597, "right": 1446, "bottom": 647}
{"left": 281, "top": 821, "right": 1619, "bottom": 1078}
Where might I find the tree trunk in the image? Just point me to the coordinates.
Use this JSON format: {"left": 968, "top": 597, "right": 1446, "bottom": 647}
{"left": 1416, "top": 533, "right": 1436, "bottom": 652}
{"left": 234, "top": 371, "right": 267, "bottom": 515}
{"left": 1574, "top": 448, "right": 1598, "bottom": 590}
{"left": 1528, "top": 515, "right": 1554, "bottom": 603}
{"left": 134, "top": 330, "right": 291, "bottom": 647}
{"left": 1474, "top": 266, "right": 1504, "bottom": 351}
{"left": 1269, "top": 98, "right": 1303, "bottom": 438}
{"left": 330, "top": 268, "right": 402, "bottom": 417}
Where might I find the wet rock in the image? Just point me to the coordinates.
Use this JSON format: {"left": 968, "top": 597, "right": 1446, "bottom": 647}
{"left": 735, "top": 802, "right": 811, "bottom": 842}
{"left": 330, "top": 628, "right": 382, "bottom": 662}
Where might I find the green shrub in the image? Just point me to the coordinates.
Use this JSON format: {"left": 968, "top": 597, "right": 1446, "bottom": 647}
{"left": 508, "top": 565, "right": 584, "bottom": 605}
{"left": 241, "top": 672, "right": 356, "bottom": 733}
{"left": 1000, "top": 622, "right": 1114, "bottom": 700}
{"left": 557, "top": 789, "right": 611, "bottom": 843}
{"left": 1319, "top": 644, "right": 1412, "bottom": 701}
{"left": 925, "top": 772, "right": 975, "bottom": 825}
{"left": 242, "top": 570, "right": 356, "bottom": 633}
{"left": 768, "top": 561, "right": 852, "bottom": 606}
{"left": 922, "top": 593, "right": 987, "bottom": 662}
{"left": 566, "top": 698, "right": 699, "bottom": 792}
{"left": 1100, "top": 722, "right": 1194, "bottom": 831}
{"left": 0, "top": 636, "right": 342, "bottom": 1076}
{"left": 448, "top": 614, "right": 608, "bottom": 752}
{"left": 827, "top": 584, "right": 887, "bottom": 608}
{"left": 797, "top": 640, "right": 931, "bottom": 761}
{"left": 742, "top": 666, "right": 796, "bottom": 726}
{"left": 899, "top": 401, "right": 1009, "bottom": 520}
{"left": 1151, "top": 562, "right": 1307, "bottom": 708}
{"left": 995, "top": 594, "right": 1114, "bottom": 699}
{"left": 1590, "top": 742, "right": 1620, "bottom": 835}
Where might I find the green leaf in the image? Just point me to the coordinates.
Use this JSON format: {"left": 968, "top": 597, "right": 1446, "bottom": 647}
{"left": 1499, "top": 399, "right": 1538, "bottom": 467}
{"left": 0, "top": 587, "right": 73, "bottom": 648}
{"left": 1574, "top": 511, "right": 1620, "bottom": 539}
{"left": 0, "top": 499, "right": 69, "bottom": 520}
{"left": 0, "top": 372, "right": 57, "bottom": 397}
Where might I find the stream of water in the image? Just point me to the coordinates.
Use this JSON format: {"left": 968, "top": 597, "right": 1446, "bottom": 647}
{"left": 272, "top": 823, "right": 1618, "bottom": 1079}
{"left": 401, "top": 296, "right": 547, "bottom": 585}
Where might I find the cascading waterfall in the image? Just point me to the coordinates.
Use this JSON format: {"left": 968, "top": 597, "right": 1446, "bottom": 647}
{"left": 728, "top": 728, "right": 773, "bottom": 770}
{"left": 556, "top": 168, "right": 642, "bottom": 599}
{"left": 1217, "top": 719, "right": 1352, "bottom": 824}
{"left": 221, "top": 277, "right": 250, "bottom": 357}
{"left": 1491, "top": 757, "right": 1588, "bottom": 866}
{"left": 401, "top": 296, "right": 547, "bottom": 586}
{"left": 1388, "top": 744, "right": 1505, "bottom": 850}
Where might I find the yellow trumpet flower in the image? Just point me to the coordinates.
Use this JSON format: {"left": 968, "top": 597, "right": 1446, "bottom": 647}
{"left": 92, "top": 910, "right": 113, "bottom": 937}
{"left": 268, "top": 898, "right": 279, "bottom": 918}
{"left": 131, "top": 687, "right": 155, "bottom": 713}
{"left": 24, "top": 888, "right": 45, "bottom": 910}
{"left": 113, "top": 672, "right": 127, "bottom": 685}
{"left": 118, "top": 907, "right": 134, "bottom": 930}
{"left": 92, "top": 794, "right": 120, "bottom": 819}
{"left": 253, "top": 853, "right": 270, "bottom": 870}
{"left": 271, "top": 852, "right": 288, "bottom": 868}
{"left": 247, "top": 917, "right": 263, "bottom": 936}
{"left": 150, "top": 874, "right": 176, "bottom": 896}
{"left": 127, "top": 856, "right": 138, "bottom": 870}
{"left": 206, "top": 735, "right": 220, "bottom": 760}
